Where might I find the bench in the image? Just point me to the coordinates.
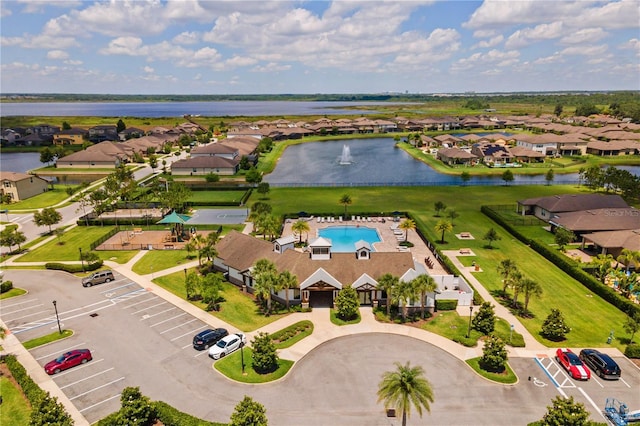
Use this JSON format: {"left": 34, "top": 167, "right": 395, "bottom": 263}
{"left": 133, "top": 227, "right": 143, "bottom": 234}
{"left": 460, "top": 232, "right": 471, "bottom": 238}
{"left": 459, "top": 248, "right": 471, "bottom": 255}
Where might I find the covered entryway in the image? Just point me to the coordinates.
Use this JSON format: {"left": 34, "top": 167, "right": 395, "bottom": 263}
{"left": 300, "top": 268, "right": 343, "bottom": 309}
{"left": 309, "top": 290, "right": 334, "bottom": 308}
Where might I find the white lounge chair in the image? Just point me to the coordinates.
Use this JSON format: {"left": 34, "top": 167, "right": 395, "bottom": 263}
{"left": 367, "top": 217, "right": 372, "bottom": 222}
{"left": 339, "top": 216, "right": 343, "bottom": 222}
{"left": 351, "top": 215, "right": 355, "bottom": 221}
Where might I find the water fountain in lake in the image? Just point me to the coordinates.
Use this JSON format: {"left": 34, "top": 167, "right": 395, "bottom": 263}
{"left": 338, "top": 145, "right": 354, "bottom": 165}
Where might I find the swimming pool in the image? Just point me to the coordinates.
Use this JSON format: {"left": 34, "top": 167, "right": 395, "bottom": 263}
{"left": 318, "top": 226, "right": 381, "bottom": 252}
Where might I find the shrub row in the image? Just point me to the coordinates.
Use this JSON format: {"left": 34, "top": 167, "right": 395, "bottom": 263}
{"left": 3, "top": 355, "right": 71, "bottom": 418}
{"left": 97, "top": 400, "right": 226, "bottom": 426}
{"left": 625, "top": 344, "right": 640, "bottom": 358}
{"left": 270, "top": 321, "right": 313, "bottom": 343}
{"left": 481, "top": 205, "right": 640, "bottom": 317}
{"left": 1, "top": 279, "right": 13, "bottom": 293}
{"left": 45, "top": 260, "right": 103, "bottom": 273}
{"left": 435, "top": 299, "right": 458, "bottom": 311}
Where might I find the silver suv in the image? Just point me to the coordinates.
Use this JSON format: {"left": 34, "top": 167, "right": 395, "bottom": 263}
{"left": 82, "top": 270, "right": 115, "bottom": 287}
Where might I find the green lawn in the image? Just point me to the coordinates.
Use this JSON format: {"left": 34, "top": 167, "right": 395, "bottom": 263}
{"left": 23, "top": 330, "right": 73, "bottom": 350}
{"left": 262, "top": 185, "right": 633, "bottom": 349}
{"left": 152, "top": 271, "right": 288, "bottom": 331}
{"left": 0, "top": 376, "right": 31, "bottom": 426}
{"left": 214, "top": 346, "right": 294, "bottom": 383}
{"left": 188, "top": 191, "right": 248, "bottom": 203}
{"left": 96, "top": 250, "right": 139, "bottom": 264}
{"left": 131, "top": 250, "right": 195, "bottom": 275}
{"left": 270, "top": 320, "right": 314, "bottom": 349}
{"left": 330, "top": 309, "right": 361, "bottom": 325}
{"left": 15, "top": 226, "right": 116, "bottom": 262}
{"left": 0, "top": 288, "right": 27, "bottom": 299}
{"left": 0, "top": 187, "right": 74, "bottom": 211}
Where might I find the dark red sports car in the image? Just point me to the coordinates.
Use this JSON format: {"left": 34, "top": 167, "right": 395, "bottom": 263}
{"left": 44, "top": 349, "right": 92, "bottom": 375}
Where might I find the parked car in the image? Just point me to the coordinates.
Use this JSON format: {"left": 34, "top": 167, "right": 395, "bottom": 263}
{"left": 555, "top": 348, "right": 590, "bottom": 380}
{"left": 44, "top": 349, "right": 92, "bottom": 374}
{"left": 193, "top": 328, "right": 228, "bottom": 350}
{"left": 208, "top": 333, "right": 246, "bottom": 360}
{"left": 82, "top": 270, "right": 115, "bottom": 287}
{"left": 579, "top": 349, "right": 621, "bottom": 380}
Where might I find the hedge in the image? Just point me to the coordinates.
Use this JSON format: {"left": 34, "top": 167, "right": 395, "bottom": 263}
{"left": 96, "top": 400, "right": 226, "bottom": 426}
{"left": 625, "top": 344, "right": 640, "bottom": 358}
{"left": 435, "top": 299, "right": 458, "bottom": 311}
{"left": 45, "top": 260, "right": 103, "bottom": 273}
{"left": 1, "top": 279, "right": 13, "bottom": 293}
{"left": 481, "top": 205, "right": 640, "bottom": 317}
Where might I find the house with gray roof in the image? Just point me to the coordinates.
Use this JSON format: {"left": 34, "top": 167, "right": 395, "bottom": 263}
{"left": 0, "top": 171, "right": 49, "bottom": 201}
{"left": 549, "top": 208, "right": 640, "bottom": 236}
{"left": 580, "top": 229, "right": 640, "bottom": 259}
{"left": 517, "top": 193, "right": 629, "bottom": 222}
{"left": 171, "top": 156, "right": 239, "bottom": 176}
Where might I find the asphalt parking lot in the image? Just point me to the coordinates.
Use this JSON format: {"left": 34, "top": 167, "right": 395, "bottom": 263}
{"left": 2, "top": 269, "right": 640, "bottom": 425}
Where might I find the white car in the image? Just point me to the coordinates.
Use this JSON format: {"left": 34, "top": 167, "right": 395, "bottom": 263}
{"left": 208, "top": 333, "right": 246, "bottom": 360}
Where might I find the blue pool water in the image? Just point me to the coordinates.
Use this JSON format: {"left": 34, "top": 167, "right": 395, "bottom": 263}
{"left": 318, "top": 226, "right": 381, "bottom": 252}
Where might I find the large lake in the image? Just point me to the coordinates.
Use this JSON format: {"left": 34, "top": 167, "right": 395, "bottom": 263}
{"left": 0, "top": 101, "right": 407, "bottom": 117}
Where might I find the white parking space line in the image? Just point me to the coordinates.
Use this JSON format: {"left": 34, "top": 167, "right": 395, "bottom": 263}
{"left": 590, "top": 375, "right": 604, "bottom": 388}
{"left": 194, "top": 350, "right": 210, "bottom": 358}
{"left": 620, "top": 377, "right": 631, "bottom": 388}
{"left": 6, "top": 308, "right": 51, "bottom": 322}
{"left": 35, "top": 343, "right": 88, "bottom": 361}
{"left": 60, "top": 368, "right": 115, "bottom": 389}
{"left": 140, "top": 307, "right": 176, "bottom": 320}
{"left": 534, "top": 355, "right": 571, "bottom": 397}
{"left": 120, "top": 295, "right": 156, "bottom": 309}
{"left": 0, "top": 298, "right": 41, "bottom": 309}
{"left": 182, "top": 343, "right": 194, "bottom": 349}
{"left": 131, "top": 301, "right": 166, "bottom": 315}
{"left": 578, "top": 387, "right": 607, "bottom": 421}
{"left": 150, "top": 312, "right": 187, "bottom": 328}
{"left": 160, "top": 318, "right": 198, "bottom": 335}
{"left": 1, "top": 302, "right": 44, "bottom": 315}
{"left": 79, "top": 393, "right": 121, "bottom": 413}
{"left": 171, "top": 325, "right": 207, "bottom": 341}
{"left": 53, "top": 359, "right": 104, "bottom": 377}
{"left": 100, "top": 282, "right": 138, "bottom": 294}
{"left": 70, "top": 377, "right": 125, "bottom": 401}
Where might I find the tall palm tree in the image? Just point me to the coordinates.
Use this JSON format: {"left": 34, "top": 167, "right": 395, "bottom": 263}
{"left": 291, "top": 219, "right": 310, "bottom": 244}
{"left": 339, "top": 194, "right": 352, "bottom": 217}
{"left": 253, "top": 259, "right": 279, "bottom": 314}
{"left": 590, "top": 253, "right": 614, "bottom": 283}
{"left": 377, "top": 361, "right": 435, "bottom": 426}
{"left": 510, "top": 271, "right": 525, "bottom": 309}
{"left": 377, "top": 273, "right": 399, "bottom": 318}
{"left": 393, "top": 280, "right": 416, "bottom": 321}
{"left": 617, "top": 249, "right": 640, "bottom": 273}
{"left": 278, "top": 270, "right": 298, "bottom": 311}
{"left": 187, "top": 233, "right": 206, "bottom": 266}
{"left": 521, "top": 278, "right": 543, "bottom": 312}
{"left": 497, "top": 259, "right": 517, "bottom": 295}
{"left": 411, "top": 274, "right": 437, "bottom": 319}
{"left": 399, "top": 219, "right": 416, "bottom": 243}
{"left": 434, "top": 219, "right": 453, "bottom": 244}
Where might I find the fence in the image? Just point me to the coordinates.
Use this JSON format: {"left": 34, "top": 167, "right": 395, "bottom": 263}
{"left": 96, "top": 243, "right": 183, "bottom": 251}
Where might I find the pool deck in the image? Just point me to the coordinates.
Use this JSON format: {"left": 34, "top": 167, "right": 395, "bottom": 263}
{"left": 282, "top": 216, "right": 448, "bottom": 275}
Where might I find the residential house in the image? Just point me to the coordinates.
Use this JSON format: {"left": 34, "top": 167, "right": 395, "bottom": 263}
{"left": 436, "top": 147, "right": 478, "bottom": 166}
{"left": 549, "top": 208, "right": 640, "bottom": 237}
{"left": 56, "top": 141, "right": 130, "bottom": 168}
{"left": 586, "top": 140, "right": 639, "bottom": 156}
{"left": 517, "top": 194, "right": 629, "bottom": 222}
{"left": 53, "top": 128, "right": 88, "bottom": 145}
{"left": 88, "top": 125, "right": 119, "bottom": 143}
{"left": 170, "top": 156, "right": 239, "bottom": 176}
{"left": 470, "top": 142, "right": 514, "bottom": 166}
{"left": 119, "top": 127, "right": 146, "bottom": 140}
{"left": 0, "top": 171, "right": 49, "bottom": 202}
{"left": 580, "top": 229, "right": 640, "bottom": 259}
{"left": 508, "top": 146, "right": 546, "bottom": 163}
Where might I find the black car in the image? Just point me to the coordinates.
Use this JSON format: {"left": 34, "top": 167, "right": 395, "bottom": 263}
{"left": 193, "top": 328, "right": 228, "bottom": 350}
{"left": 579, "top": 349, "right": 621, "bottom": 380}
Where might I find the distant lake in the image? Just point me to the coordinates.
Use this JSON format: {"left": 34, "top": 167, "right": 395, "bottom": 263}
{"left": 0, "top": 152, "right": 42, "bottom": 173}
{"left": 0, "top": 101, "right": 410, "bottom": 117}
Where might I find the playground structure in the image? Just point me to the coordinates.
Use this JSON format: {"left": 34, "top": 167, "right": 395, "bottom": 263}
{"left": 604, "top": 398, "right": 640, "bottom": 426}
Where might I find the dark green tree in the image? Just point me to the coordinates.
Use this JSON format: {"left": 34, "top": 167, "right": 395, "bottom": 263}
{"left": 460, "top": 171, "right": 471, "bottom": 186}
{"left": 334, "top": 286, "right": 360, "bottom": 320}
{"left": 246, "top": 166, "right": 262, "bottom": 184}
{"left": 239, "top": 155, "right": 251, "bottom": 170}
{"left": 115, "top": 386, "right": 156, "bottom": 426}
{"left": 257, "top": 182, "right": 270, "bottom": 198}
{"left": 541, "top": 309, "right": 570, "bottom": 341}
{"left": 40, "top": 147, "right": 55, "bottom": 165}
{"left": 201, "top": 273, "right": 223, "bottom": 311}
{"left": 0, "top": 227, "right": 26, "bottom": 252}
{"left": 116, "top": 119, "right": 126, "bottom": 133}
{"left": 230, "top": 396, "right": 268, "bottom": 426}
{"left": 483, "top": 227, "right": 501, "bottom": 248}
{"left": 251, "top": 332, "right": 278, "bottom": 373}
{"left": 377, "top": 273, "right": 399, "bottom": 318}
{"left": 554, "top": 228, "right": 575, "bottom": 252}
{"left": 257, "top": 137, "right": 273, "bottom": 153}
{"left": 554, "top": 104, "right": 563, "bottom": 117}
{"left": 545, "top": 169, "right": 554, "bottom": 185}
{"left": 472, "top": 302, "right": 496, "bottom": 335}
{"left": 540, "top": 395, "right": 591, "bottom": 426}
{"left": 339, "top": 193, "right": 352, "bottom": 217}
{"left": 61, "top": 121, "right": 71, "bottom": 130}
{"left": 205, "top": 173, "right": 220, "bottom": 182}
{"left": 433, "top": 201, "right": 447, "bottom": 216}
{"left": 580, "top": 165, "right": 604, "bottom": 190}
{"left": 33, "top": 207, "right": 62, "bottom": 234}
{"left": 575, "top": 103, "right": 600, "bottom": 117}
{"left": 29, "top": 394, "right": 73, "bottom": 426}
{"left": 501, "top": 170, "right": 514, "bottom": 186}
{"left": 624, "top": 313, "right": 640, "bottom": 344}
{"left": 480, "top": 334, "right": 508, "bottom": 372}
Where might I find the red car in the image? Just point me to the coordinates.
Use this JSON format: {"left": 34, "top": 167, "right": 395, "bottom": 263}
{"left": 556, "top": 348, "right": 590, "bottom": 380}
{"left": 44, "top": 349, "right": 92, "bottom": 375}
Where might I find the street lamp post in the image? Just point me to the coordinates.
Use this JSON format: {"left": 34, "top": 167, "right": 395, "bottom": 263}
{"left": 79, "top": 247, "right": 85, "bottom": 273}
{"left": 466, "top": 305, "right": 474, "bottom": 338}
{"left": 52, "top": 300, "right": 62, "bottom": 334}
{"left": 510, "top": 324, "right": 515, "bottom": 343}
{"left": 433, "top": 289, "right": 441, "bottom": 313}
{"left": 240, "top": 343, "right": 245, "bottom": 374}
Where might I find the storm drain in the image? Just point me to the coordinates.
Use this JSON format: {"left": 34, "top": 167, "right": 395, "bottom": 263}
{"left": 89, "top": 313, "right": 99, "bottom": 317}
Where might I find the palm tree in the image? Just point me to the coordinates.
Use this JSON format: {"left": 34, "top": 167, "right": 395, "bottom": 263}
{"left": 411, "top": 274, "right": 437, "bottom": 319}
{"left": 187, "top": 233, "right": 206, "bottom": 266}
{"left": 377, "top": 361, "right": 435, "bottom": 426}
{"left": 377, "top": 273, "right": 399, "bottom": 318}
{"left": 434, "top": 219, "right": 452, "bottom": 244}
{"left": 497, "top": 259, "right": 517, "bottom": 295}
{"left": 511, "top": 272, "right": 526, "bottom": 309}
{"left": 278, "top": 270, "right": 298, "bottom": 311}
{"left": 521, "top": 278, "right": 543, "bottom": 312}
{"left": 590, "top": 253, "right": 614, "bottom": 283}
{"left": 399, "top": 219, "right": 416, "bottom": 243}
{"left": 339, "top": 194, "right": 352, "bottom": 217}
{"left": 617, "top": 249, "right": 640, "bottom": 273}
{"left": 291, "top": 219, "right": 310, "bottom": 245}
{"left": 253, "top": 259, "right": 279, "bottom": 314}
{"left": 393, "top": 280, "right": 416, "bottom": 321}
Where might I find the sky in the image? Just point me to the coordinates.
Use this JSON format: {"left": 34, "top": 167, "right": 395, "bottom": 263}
{"left": 1, "top": 0, "right": 639, "bottom": 95}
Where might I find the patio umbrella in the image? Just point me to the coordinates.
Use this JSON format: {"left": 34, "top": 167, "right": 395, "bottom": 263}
{"left": 156, "top": 211, "right": 191, "bottom": 224}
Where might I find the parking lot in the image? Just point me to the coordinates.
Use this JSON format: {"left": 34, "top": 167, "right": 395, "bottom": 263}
{"left": 2, "top": 269, "right": 640, "bottom": 425}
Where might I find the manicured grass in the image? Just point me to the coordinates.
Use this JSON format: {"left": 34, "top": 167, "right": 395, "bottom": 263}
{"left": 330, "top": 309, "right": 361, "bottom": 326}
{"left": 131, "top": 250, "right": 194, "bottom": 275}
{"left": 0, "top": 376, "right": 31, "bottom": 426}
{"left": 0, "top": 187, "right": 76, "bottom": 211}
{"left": 466, "top": 357, "right": 518, "bottom": 384}
{"left": 421, "top": 311, "right": 482, "bottom": 347}
{"left": 23, "top": 330, "right": 73, "bottom": 350}
{"left": 188, "top": 191, "right": 248, "bottom": 203}
{"left": 214, "top": 346, "right": 294, "bottom": 383}
{"left": 15, "top": 226, "right": 116, "bottom": 262}
{"left": 270, "top": 320, "right": 314, "bottom": 349}
{"left": 96, "top": 250, "right": 139, "bottom": 264}
{"left": 152, "top": 271, "right": 288, "bottom": 331}
{"left": 494, "top": 318, "right": 525, "bottom": 348}
{"left": 0, "top": 288, "right": 27, "bottom": 299}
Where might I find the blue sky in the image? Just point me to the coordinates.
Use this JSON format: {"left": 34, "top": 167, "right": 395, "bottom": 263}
{"left": 1, "top": 0, "right": 638, "bottom": 94}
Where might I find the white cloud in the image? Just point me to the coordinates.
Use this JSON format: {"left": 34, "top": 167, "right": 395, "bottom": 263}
{"left": 533, "top": 53, "right": 563, "bottom": 65}
{"left": 505, "top": 22, "right": 564, "bottom": 49}
{"left": 473, "top": 35, "right": 503, "bottom": 49}
{"left": 100, "top": 37, "right": 144, "bottom": 56}
{"left": 1, "top": 36, "right": 24, "bottom": 46}
{"left": 252, "top": 62, "right": 291, "bottom": 73}
{"left": 143, "top": 66, "right": 154, "bottom": 73}
{"left": 0, "top": 4, "right": 12, "bottom": 17}
{"left": 172, "top": 31, "right": 200, "bottom": 45}
{"left": 18, "top": 0, "right": 82, "bottom": 14}
{"left": 464, "top": 1, "right": 588, "bottom": 29}
{"left": 451, "top": 49, "right": 520, "bottom": 72}
{"left": 560, "top": 28, "right": 608, "bottom": 45}
{"left": 64, "top": 59, "right": 83, "bottom": 65}
{"left": 619, "top": 38, "right": 640, "bottom": 57}
{"left": 71, "top": 0, "right": 167, "bottom": 37}
{"left": 47, "top": 50, "right": 69, "bottom": 60}
{"left": 560, "top": 44, "right": 608, "bottom": 56}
